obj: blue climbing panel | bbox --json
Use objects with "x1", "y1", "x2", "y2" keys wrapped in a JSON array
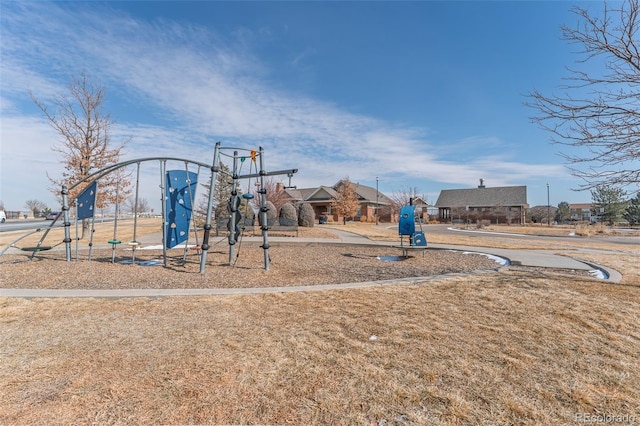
[
  {"x1": 165, "y1": 170, "x2": 198, "y2": 249},
  {"x1": 412, "y1": 231, "x2": 427, "y2": 246},
  {"x1": 398, "y1": 205, "x2": 415, "y2": 236},
  {"x1": 77, "y1": 181, "x2": 97, "y2": 219}
]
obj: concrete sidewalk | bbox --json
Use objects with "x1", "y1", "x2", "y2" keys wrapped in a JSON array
[{"x1": 292, "y1": 227, "x2": 619, "y2": 278}]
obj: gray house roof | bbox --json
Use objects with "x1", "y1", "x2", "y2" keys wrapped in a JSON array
[
  {"x1": 284, "y1": 182, "x2": 391, "y2": 205},
  {"x1": 284, "y1": 186, "x2": 337, "y2": 202},
  {"x1": 435, "y1": 186, "x2": 528, "y2": 208},
  {"x1": 335, "y1": 181, "x2": 391, "y2": 205}
]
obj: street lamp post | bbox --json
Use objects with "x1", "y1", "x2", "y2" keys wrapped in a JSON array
[
  {"x1": 375, "y1": 176, "x2": 379, "y2": 226},
  {"x1": 466, "y1": 206, "x2": 469, "y2": 229},
  {"x1": 547, "y1": 183, "x2": 550, "y2": 226}
]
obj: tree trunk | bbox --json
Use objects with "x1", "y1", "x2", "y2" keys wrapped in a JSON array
[{"x1": 81, "y1": 218, "x2": 90, "y2": 240}]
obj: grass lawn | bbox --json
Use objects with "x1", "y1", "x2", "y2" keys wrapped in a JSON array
[{"x1": 1, "y1": 221, "x2": 639, "y2": 424}]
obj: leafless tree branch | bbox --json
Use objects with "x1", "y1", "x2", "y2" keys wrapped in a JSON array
[
  {"x1": 527, "y1": 0, "x2": 640, "y2": 194},
  {"x1": 31, "y1": 72, "x2": 131, "y2": 237}
]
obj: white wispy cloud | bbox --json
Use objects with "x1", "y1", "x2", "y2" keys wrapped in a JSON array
[{"x1": 1, "y1": 2, "x2": 569, "y2": 209}]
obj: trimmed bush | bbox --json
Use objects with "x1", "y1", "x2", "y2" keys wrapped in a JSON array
[
  {"x1": 298, "y1": 202, "x2": 315, "y2": 227},
  {"x1": 279, "y1": 203, "x2": 298, "y2": 226},
  {"x1": 242, "y1": 204, "x2": 255, "y2": 226},
  {"x1": 258, "y1": 201, "x2": 278, "y2": 227}
]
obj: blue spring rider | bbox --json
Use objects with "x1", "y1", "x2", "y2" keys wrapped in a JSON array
[{"x1": 398, "y1": 205, "x2": 427, "y2": 247}]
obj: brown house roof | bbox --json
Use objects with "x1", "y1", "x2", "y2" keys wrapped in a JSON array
[{"x1": 435, "y1": 186, "x2": 528, "y2": 208}]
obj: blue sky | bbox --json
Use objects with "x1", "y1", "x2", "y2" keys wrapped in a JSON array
[{"x1": 1, "y1": 1, "x2": 603, "y2": 212}]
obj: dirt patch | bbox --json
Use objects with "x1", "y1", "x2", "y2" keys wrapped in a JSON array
[{"x1": 0, "y1": 244, "x2": 502, "y2": 290}]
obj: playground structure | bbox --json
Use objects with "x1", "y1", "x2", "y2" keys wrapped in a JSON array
[
  {"x1": 2, "y1": 142, "x2": 297, "y2": 272},
  {"x1": 396, "y1": 199, "x2": 428, "y2": 257}
]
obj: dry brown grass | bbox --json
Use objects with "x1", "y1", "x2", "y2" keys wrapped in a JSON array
[
  {"x1": 1, "y1": 220, "x2": 639, "y2": 425},
  {"x1": 0, "y1": 218, "x2": 165, "y2": 251},
  {"x1": 483, "y1": 223, "x2": 636, "y2": 237},
  {"x1": 0, "y1": 218, "x2": 340, "y2": 252},
  {"x1": 559, "y1": 251, "x2": 640, "y2": 287},
  {"x1": 2, "y1": 273, "x2": 639, "y2": 425},
  {"x1": 326, "y1": 221, "x2": 640, "y2": 253}
]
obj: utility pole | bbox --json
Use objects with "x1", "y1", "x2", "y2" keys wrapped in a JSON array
[
  {"x1": 375, "y1": 176, "x2": 379, "y2": 225},
  {"x1": 547, "y1": 183, "x2": 550, "y2": 226}
]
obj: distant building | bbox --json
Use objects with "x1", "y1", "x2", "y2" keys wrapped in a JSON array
[
  {"x1": 282, "y1": 180, "x2": 392, "y2": 223},
  {"x1": 569, "y1": 203, "x2": 594, "y2": 222},
  {"x1": 435, "y1": 180, "x2": 529, "y2": 225},
  {"x1": 528, "y1": 205, "x2": 558, "y2": 224},
  {"x1": 409, "y1": 196, "x2": 430, "y2": 222}
]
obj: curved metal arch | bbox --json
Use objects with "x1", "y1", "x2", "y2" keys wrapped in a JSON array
[
  {"x1": 31, "y1": 157, "x2": 213, "y2": 260},
  {"x1": 68, "y1": 157, "x2": 213, "y2": 192},
  {"x1": 23, "y1": 142, "x2": 295, "y2": 273}
]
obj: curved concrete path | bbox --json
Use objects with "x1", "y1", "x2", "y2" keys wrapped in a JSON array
[
  {"x1": 0, "y1": 227, "x2": 622, "y2": 298},
  {"x1": 268, "y1": 227, "x2": 621, "y2": 281}
]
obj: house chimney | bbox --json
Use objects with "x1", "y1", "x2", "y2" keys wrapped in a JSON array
[
  {"x1": 276, "y1": 182, "x2": 285, "y2": 193},
  {"x1": 478, "y1": 178, "x2": 485, "y2": 188}
]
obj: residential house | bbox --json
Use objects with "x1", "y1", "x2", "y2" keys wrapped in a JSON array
[
  {"x1": 407, "y1": 196, "x2": 431, "y2": 223},
  {"x1": 569, "y1": 203, "x2": 594, "y2": 222},
  {"x1": 282, "y1": 180, "x2": 392, "y2": 223},
  {"x1": 435, "y1": 180, "x2": 529, "y2": 225}
]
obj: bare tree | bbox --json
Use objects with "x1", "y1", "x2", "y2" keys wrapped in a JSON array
[
  {"x1": 24, "y1": 199, "x2": 48, "y2": 217},
  {"x1": 32, "y1": 72, "x2": 130, "y2": 237},
  {"x1": 123, "y1": 197, "x2": 150, "y2": 215},
  {"x1": 252, "y1": 177, "x2": 291, "y2": 213},
  {"x1": 528, "y1": 0, "x2": 640, "y2": 193},
  {"x1": 389, "y1": 186, "x2": 424, "y2": 221},
  {"x1": 450, "y1": 206, "x2": 468, "y2": 224},
  {"x1": 529, "y1": 205, "x2": 561, "y2": 224}
]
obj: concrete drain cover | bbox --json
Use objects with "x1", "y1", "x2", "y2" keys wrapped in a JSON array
[{"x1": 376, "y1": 255, "x2": 407, "y2": 262}]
